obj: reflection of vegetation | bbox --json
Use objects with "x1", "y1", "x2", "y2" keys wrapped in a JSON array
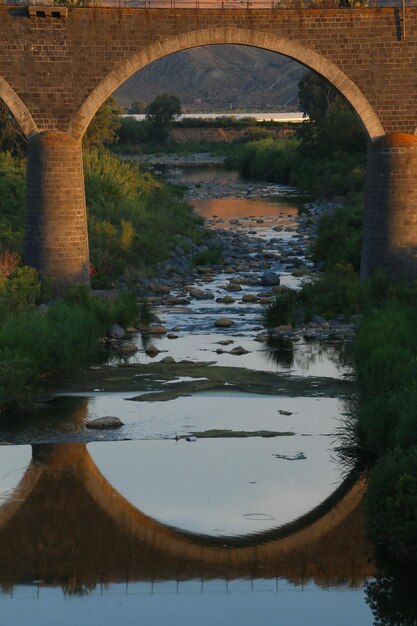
[
  {"x1": 367, "y1": 447, "x2": 417, "y2": 560},
  {"x1": 336, "y1": 299, "x2": 417, "y2": 561},
  {"x1": 261, "y1": 335, "x2": 346, "y2": 375},
  {"x1": 264, "y1": 336, "x2": 295, "y2": 369},
  {"x1": 62, "y1": 577, "x2": 96, "y2": 597},
  {"x1": 365, "y1": 561, "x2": 417, "y2": 625}
]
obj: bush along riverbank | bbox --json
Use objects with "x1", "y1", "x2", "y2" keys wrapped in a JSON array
[
  {"x1": 244, "y1": 76, "x2": 417, "y2": 563},
  {"x1": 0, "y1": 146, "x2": 209, "y2": 287},
  {"x1": 0, "y1": 268, "x2": 138, "y2": 411},
  {"x1": 0, "y1": 141, "x2": 211, "y2": 411}
]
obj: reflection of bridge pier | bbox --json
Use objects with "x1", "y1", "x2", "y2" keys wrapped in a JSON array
[{"x1": 0, "y1": 443, "x2": 375, "y2": 590}]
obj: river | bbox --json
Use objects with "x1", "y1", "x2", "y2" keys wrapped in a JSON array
[{"x1": 0, "y1": 163, "x2": 388, "y2": 625}]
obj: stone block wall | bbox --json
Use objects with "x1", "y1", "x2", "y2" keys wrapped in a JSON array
[
  {"x1": 361, "y1": 133, "x2": 417, "y2": 279},
  {"x1": 25, "y1": 131, "x2": 90, "y2": 286},
  {"x1": 0, "y1": 7, "x2": 416, "y2": 139}
]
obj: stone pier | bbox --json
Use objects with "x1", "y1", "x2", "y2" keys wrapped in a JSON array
[
  {"x1": 24, "y1": 131, "x2": 90, "y2": 286},
  {"x1": 361, "y1": 133, "x2": 417, "y2": 280}
]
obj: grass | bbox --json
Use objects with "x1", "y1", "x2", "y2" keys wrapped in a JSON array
[
  {"x1": 262, "y1": 290, "x2": 299, "y2": 328},
  {"x1": 0, "y1": 284, "x2": 138, "y2": 411}
]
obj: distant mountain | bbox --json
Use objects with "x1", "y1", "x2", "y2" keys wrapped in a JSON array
[{"x1": 115, "y1": 45, "x2": 307, "y2": 112}]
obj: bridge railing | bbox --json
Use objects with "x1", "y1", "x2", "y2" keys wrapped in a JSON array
[
  {"x1": 9, "y1": 0, "x2": 416, "y2": 8},
  {"x1": 76, "y1": 0, "x2": 417, "y2": 9}
]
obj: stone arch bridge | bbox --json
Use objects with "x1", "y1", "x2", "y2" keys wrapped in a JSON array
[{"x1": 1, "y1": 4, "x2": 417, "y2": 283}]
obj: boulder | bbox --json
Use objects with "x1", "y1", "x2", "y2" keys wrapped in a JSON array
[
  {"x1": 160, "y1": 356, "x2": 176, "y2": 363},
  {"x1": 260, "y1": 271, "x2": 280, "y2": 287},
  {"x1": 311, "y1": 314, "x2": 327, "y2": 325},
  {"x1": 226, "y1": 283, "x2": 242, "y2": 292},
  {"x1": 145, "y1": 345, "x2": 160, "y2": 357},
  {"x1": 148, "y1": 282, "x2": 170, "y2": 294},
  {"x1": 109, "y1": 323, "x2": 125, "y2": 339},
  {"x1": 86, "y1": 416, "x2": 124, "y2": 430},
  {"x1": 229, "y1": 346, "x2": 250, "y2": 355},
  {"x1": 216, "y1": 295, "x2": 235, "y2": 304},
  {"x1": 149, "y1": 325, "x2": 168, "y2": 334},
  {"x1": 115, "y1": 342, "x2": 138, "y2": 356},
  {"x1": 242, "y1": 294, "x2": 258, "y2": 303},
  {"x1": 215, "y1": 318, "x2": 234, "y2": 328}
]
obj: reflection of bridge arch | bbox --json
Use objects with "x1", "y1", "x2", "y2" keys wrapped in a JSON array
[
  {"x1": 0, "y1": 443, "x2": 374, "y2": 585},
  {"x1": 69, "y1": 28, "x2": 384, "y2": 143}
]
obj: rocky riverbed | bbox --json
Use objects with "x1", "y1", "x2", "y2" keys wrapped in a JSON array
[{"x1": 123, "y1": 156, "x2": 357, "y2": 353}]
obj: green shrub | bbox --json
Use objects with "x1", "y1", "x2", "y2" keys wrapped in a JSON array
[
  {"x1": 237, "y1": 137, "x2": 300, "y2": 185},
  {"x1": 354, "y1": 303, "x2": 417, "y2": 394},
  {"x1": 300, "y1": 264, "x2": 361, "y2": 320},
  {"x1": 191, "y1": 248, "x2": 224, "y2": 267},
  {"x1": 262, "y1": 290, "x2": 299, "y2": 328},
  {"x1": 0, "y1": 288, "x2": 138, "y2": 410},
  {"x1": 313, "y1": 205, "x2": 363, "y2": 272},
  {"x1": 367, "y1": 447, "x2": 417, "y2": 560},
  {"x1": 84, "y1": 149, "x2": 200, "y2": 280}
]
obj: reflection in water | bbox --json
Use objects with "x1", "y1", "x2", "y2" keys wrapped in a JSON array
[
  {"x1": 264, "y1": 336, "x2": 295, "y2": 369},
  {"x1": 176, "y1": 166, "x2": 239, "y2": 185},
  {"x1": 195, "y1": 196, "x2": 299, "y2": 225},
  {"x1": 365, "y1": 561, "x2": 417, "y2": 626},
  {"x1": 0, "y1": 442, "x2": 374, "y2": 594},
  {"x1": 261, "y1": 336, "x2": 348, "y2": 377}
]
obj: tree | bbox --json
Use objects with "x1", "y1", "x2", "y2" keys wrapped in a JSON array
[
  {"x1": 0, "y1": 101, "x2": 26, "y2": 155},
  {"x1": 129, "y1": 100, "x2": 146, "y2": 114},
  {"x1": 297, "y1": 73, "x2": 366, "y2": 157},
  {"x1": 83, "y1": 97, "x2": 123, "y2": 151},
  {"x1": 145, "y1": 93, "x2": 181, "y2": 144}
]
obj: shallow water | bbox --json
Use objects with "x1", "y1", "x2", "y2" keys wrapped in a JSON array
[
  {"x1": 0, "y1": 164, "x2": 377, "y2": 625},
  {"x1": 0, "y1": 579, "x2": 374, "y2": 626}
]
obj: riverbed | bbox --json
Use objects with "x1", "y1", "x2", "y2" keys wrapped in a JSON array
[{"x1": 0, "y1": 162, "x2": 380, "y2": 625}]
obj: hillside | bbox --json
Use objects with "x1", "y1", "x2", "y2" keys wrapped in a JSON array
[{"x1": 115, "y1": 45, "x2": 307, "y2": 112}]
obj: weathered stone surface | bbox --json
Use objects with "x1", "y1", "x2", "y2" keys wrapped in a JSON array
[
  {"x1": 25, "y1": 132, "x2": 90, "y2": 286},
  {"x1": 361, "y1": 134, "x2": 417, "y2": 279},
  {"x1": 3, "y1": 7, "x2": 417, "y2": 280},
  {"x1": 145, "y1": 345, "x2": 160, "y2": 357},
  {"x1": 242, "y1": 294, "x2": 258, "y2": 303},
  {"x1": 260, "y1": 271, "x2": 280, "y2": 286},
  {"x1": 229, "y1": 346, "x2": 250, "y2": 355},
  {"x1": 149, "y1": 325, "x2": 168, "y2": 334},
  {"x1": 114, "y1": 342, "x2": 138, "y2": 356},
  {"x1": 215, "y1": 318, "x2": 234, "y2": 328},
  {"x1": 109, "y1": 324, "x2": 125, "y2": 339},
  {"x1": 216, "y1": 295, "x2": 235, "y2": 304},
  {"x1": 86, "y1": 416, "x2": 124, "y2": 429}
]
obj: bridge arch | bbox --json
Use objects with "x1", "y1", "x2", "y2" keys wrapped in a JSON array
[
  {"x1": 68, "y1": 27, "x2": 385, "y2": 143},
  {"x1": 0, "y1": 76, "x2": 38, "y2": 138}
]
